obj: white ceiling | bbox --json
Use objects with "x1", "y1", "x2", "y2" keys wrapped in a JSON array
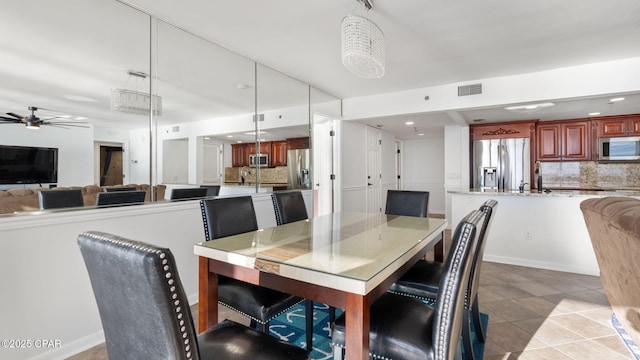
[
  {"x1": 120, "y1": 0, "x2": 640, "y2": 139},
  {"x1": 2, "y1": 0, "x2": 640, "y2": 140}
]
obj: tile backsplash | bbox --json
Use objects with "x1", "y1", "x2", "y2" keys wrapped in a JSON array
[{"x1": 540, "y1": 161, "x2": 640, "y2": 189}]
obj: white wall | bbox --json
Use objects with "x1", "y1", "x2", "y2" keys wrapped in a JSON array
[
  {"x1": 400, "y1": 138, "x2": 445, "y2": 214},
  {"x1": 340, "y1": 121, "x2": 367, "y2": 212},
  {"x1": 162, "y1": 138, "x2": 189, "y2": 183},
  {"x1": 1, "y1": 126, "x2": 95, "y2": 189}
]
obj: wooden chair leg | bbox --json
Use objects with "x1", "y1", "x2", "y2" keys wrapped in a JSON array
[
  {"x1": 305, "y1": 300, "x2": 313, "y2": 351},
  {"x1": 471, "y1": 296, "x2": 485, "y2": 342}
]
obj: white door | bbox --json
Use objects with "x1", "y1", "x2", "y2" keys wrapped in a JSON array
[
  {"x1": 202, "y1": 141, "x2": 223, "y2": 184},
  {"x1": 366, "y1": 126, "x2": 382, "y2": 213}
]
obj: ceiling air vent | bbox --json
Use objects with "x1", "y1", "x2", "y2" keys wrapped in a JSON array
[{"x1": 458, "y1": 83, "x2": 482, "y2": 97}]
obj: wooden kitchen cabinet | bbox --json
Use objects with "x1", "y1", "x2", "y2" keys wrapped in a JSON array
[
  {"x1": 595, "y1": 114, "x2": 640, "y2": 137},
  {"x1": 536, "y1": 120, "x2": 591, "y2": 161},
  {"x1": 270, "y1": 140, "x2": 288, "y2": 167},
  {"x1": 231, "y1": 143, "x2": 249, "y2": 167},
  {"x1": 287, "y1": 137, "x2": 310, "y2": 150}
]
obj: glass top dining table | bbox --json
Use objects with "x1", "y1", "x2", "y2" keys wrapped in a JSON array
[{"x1": 194, "y1": 211, "x2": 447, "y2": 360}]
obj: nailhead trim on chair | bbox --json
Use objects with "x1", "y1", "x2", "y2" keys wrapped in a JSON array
[
  {"x1": 80, "y1": 231, "x2": 195, "y2": 360},
  {"x1": 218, "y1": 298, "x2": 306, "y2": 325},
  {"x1": 271, "y1": 195, "x2": 284, "y2": 226},
  {"x1": 435, "y1": 211, "x2": 481, "y2": 360},
  {"x1": 200, "y1": 201, "x2": 212, "y2": 241}
]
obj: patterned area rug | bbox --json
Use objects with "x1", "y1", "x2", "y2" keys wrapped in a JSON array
[
  {"x1": 268, "y1": 301, "x2": 487, "y2": 360},
  {"x1": 612, "y1": 313, "x2": 640, "y2": 359}
]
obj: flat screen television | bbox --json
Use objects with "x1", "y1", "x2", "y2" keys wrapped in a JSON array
[{"x1": 0, "y1": 145, "x2": 58, "y2": 184}]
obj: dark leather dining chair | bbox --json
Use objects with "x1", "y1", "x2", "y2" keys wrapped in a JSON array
[
  {"x1": 171, "y1": 187, "x2": 209, "y2": 200},
  {"x1": 38, "y1": 189, "x2": 84, "y2": 210},
  {"x1": 200, "y1": 196, "x2": 313, "y2": 350},
  {"x1": 387, "y1": 199, "x2": 498, "y2": 360},
  {"x1": 331, "y1": 209, "x2": 486, "y2": 360},
  {"x1": 385, "y1": 190, "x2": 430, "y2": 217},
  {"x1": 77, "y1": 231, "x2": 309, "y2": 360},
  {"x1": 271, "y1": 190, "x2": 308, "y2": 225},
  {"x1": 96, "y1": 190, "x2": 146, "y2": 206},
  {"x1": 200, "y1": 185, "x2": 221, "y2": 197}
]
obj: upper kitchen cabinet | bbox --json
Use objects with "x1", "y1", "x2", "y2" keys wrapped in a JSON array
[
  {"x1": 287, "y1": 137, "x2": 310, "y2": 149},
  {"x1": 593, "y1": 114, "x2": 640, "y2": 137},
  {"x1": 536, "y1": 119, "x2": 591, "y2": 161},
  {"x1": 270, "y1": 140, "x2": 288, "y2": 167},
  {"x1": 470, "y1": 120, "x2": 537, "y2": 141},
  {"x1": 231, "y1": 143, "x2": 249, "y2": 167}
]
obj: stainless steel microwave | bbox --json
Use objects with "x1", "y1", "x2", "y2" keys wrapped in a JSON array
[
  {"x1": 599, "y1": 136, "x2": 640, "y2": 161},
  {"x1": 249, "y1": 153, "x2": 268, "y2": 167}
]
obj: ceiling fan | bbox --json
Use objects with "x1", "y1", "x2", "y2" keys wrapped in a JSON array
[{"x1": 0, "y1": 106, "x2": 89, "y2": 129}]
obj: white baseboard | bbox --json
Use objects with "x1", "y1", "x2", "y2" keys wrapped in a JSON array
[
  {"x1": 27, "y1": 331, "x2": 105, "y2": 360},
  {"x1": 483, "y1": 254, "x2": 600, "y2": 276},
  {"x1": 28, "y1": 292, "x2": 199, "y2": 360}
]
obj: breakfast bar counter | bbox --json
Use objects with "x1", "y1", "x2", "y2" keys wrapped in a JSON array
[{"x1": 449, "y1": 190, "x2": 638, "y2": 276}]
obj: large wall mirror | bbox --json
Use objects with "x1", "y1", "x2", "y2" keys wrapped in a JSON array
[{"x1": 0, "y1": 0, "x2": 340, "y2": 216}]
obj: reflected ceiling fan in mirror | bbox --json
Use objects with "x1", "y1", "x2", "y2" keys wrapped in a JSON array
[{"x1": 0, "y1": 106, "x2": 89, "y2": 129}]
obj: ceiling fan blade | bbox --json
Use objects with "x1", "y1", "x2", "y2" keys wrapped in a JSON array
[
  {"x1": 0, "y1": 116, "x2": 21, "y2": 122},
  {"x1": 43, "y1": 122, "x2": 89, "y2": 128},
  {"x1": 45, "y1": 124, "x2": 69, "y2": 129},
  {"x1": 6, "y1": 112, "x2": 25, "y2": 120}
]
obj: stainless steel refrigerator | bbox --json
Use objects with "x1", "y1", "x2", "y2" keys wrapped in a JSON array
[
  {"x1": 473, "y1": 138, "x2": 531, "y2": 191},
  {"x1": 287, "y1": 149, "x2": 310, "y2": 189}
]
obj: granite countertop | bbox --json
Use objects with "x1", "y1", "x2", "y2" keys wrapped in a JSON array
[{"x1": 449, "y1": 189, "x2": 640, "y2": 198}]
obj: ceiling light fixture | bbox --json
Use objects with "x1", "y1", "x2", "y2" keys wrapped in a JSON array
[
  {"x1": 610, "y1": 97, "x2": 625, "y2": 102},
  {"x1": 25, "y1": 120, "x2": 40, "y2": 130},
  {"x1": 405, "y1": 121, "x2": 414, "y2": 125},
  {"x1": 589, "y1": 112, "x2": 601, "y2": 116},
  {"x1": 341, "y1": 0, "x2": 385, "y2": 78},
  {"x1": 111, "y1": 70, "x2": 162, "y2": 116},
  {"x1": 504, "y1": 102, "x2": 555, "y2": 111}
]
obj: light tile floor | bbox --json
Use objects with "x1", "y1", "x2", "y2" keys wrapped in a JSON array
[
  {"x1": 67, "y1": 262, "x2": 635, "y2": 359},
  {"x1": 479, "y1": 262, "x2": 634, "y2": 360}
]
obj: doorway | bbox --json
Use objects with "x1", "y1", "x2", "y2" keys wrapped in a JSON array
[{"x1": 99, "y1": 146, "x2": 124, "y2": 186}]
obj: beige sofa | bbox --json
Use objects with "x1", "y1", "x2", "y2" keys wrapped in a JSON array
[
  {"x1": 580, "y1": 196, "x2": 640, "y2": 349},
  {"x1": 0, "y1": 184, "x2": 166, "y2": 214}
]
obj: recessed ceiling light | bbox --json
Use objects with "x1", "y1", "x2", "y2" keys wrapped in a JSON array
[
  {"x1": 505, "y1": 102, "x2": 555, "y2": 111},
  {"x1": 244, "y1": 131, "x2": 268, "y2": 135},
  {"x1": 405, "y1": 121, "x2": 414, "y2": 125},
  {"x1": 237, "y1": 84, "x2": 249, "y2": 89},
  {"x1": 418, "y1": 133, "x2": 424, "y2": 136},
  {"x1": 204, "y1": 137, "x2": 211, "y2": 140},
  {"x1": 610, "y1": 97, "x2": 625, "y2": 102},
  {"x1": 226, "y1": 135, "x2": 234, "y2": 138},
  {"x1": 588, "y1": 112, "x2": 601, "y2": 116}
]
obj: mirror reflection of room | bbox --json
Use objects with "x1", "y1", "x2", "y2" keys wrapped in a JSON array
[{"x1": 0, "y1": 0, "x2": 340, "y2": 215}]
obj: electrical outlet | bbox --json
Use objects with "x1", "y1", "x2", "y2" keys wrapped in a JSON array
[{"x1": 524, "y1": 231, "x2": 533, "y2": 241}]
